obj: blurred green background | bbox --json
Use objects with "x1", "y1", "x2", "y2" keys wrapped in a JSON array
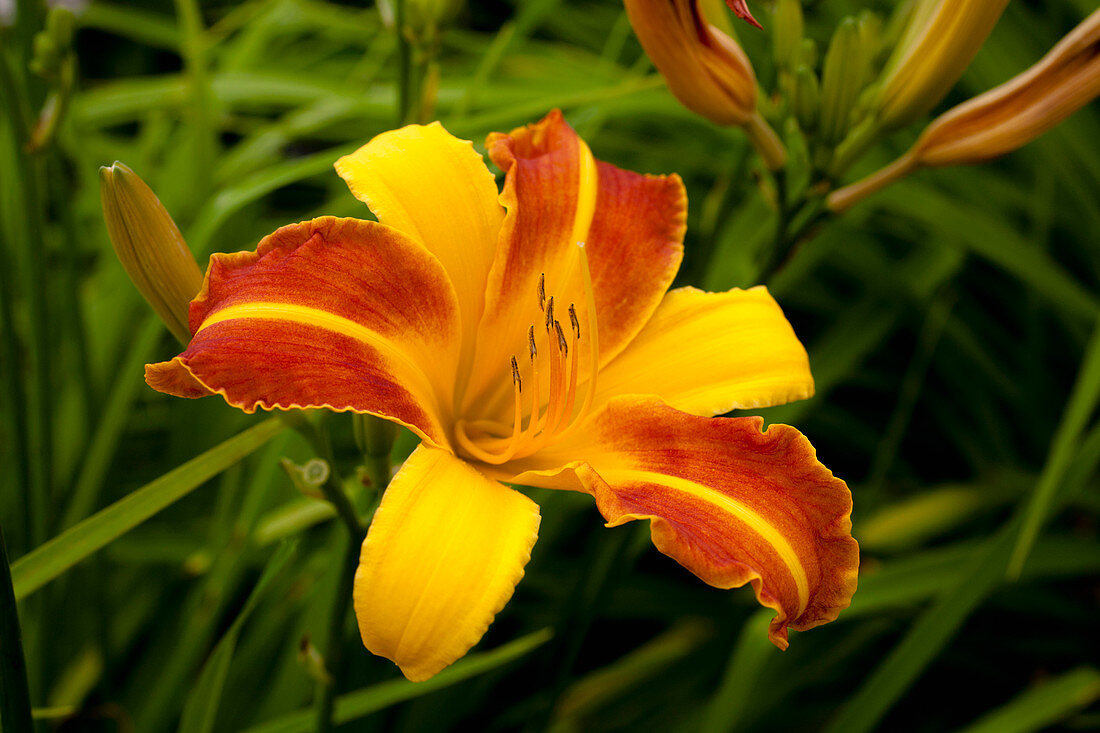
[{"x1": 1, "y1": 0, "x2": 1099, "y2": 731}]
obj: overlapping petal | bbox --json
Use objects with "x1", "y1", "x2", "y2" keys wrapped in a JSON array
[
  {"x1": 353, "y1": 445, "x2": 541, "y2": 682},
  {"x1": 503, "y1": 397, "x2": 858, "y2": 647},
  {"x1": 146, "y1": 217, "x2": 461, "y2": 446},
  {"x1": 334, "y1": 123, "x2": 504, "y2": 357},
  {"x1": 461, "y1": 110, "x2": 686, "y2": 421},
  {"x1": 591, "y1": 286, "x2": 814, "y2": 417}
]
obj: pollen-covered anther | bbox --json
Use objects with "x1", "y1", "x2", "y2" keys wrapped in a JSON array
[
  {"x1": 569, "y1": 303, "x2": 580, "y2": 340},
  {"x1": 528, "y1": 325, "x2": 537, "y2": 361},
  {"x1": 537, "y1": 273, "x2": 546, "y2": 312},
  {"x1": 511, "y1": 356, "x2": 521, "y2": 391},
  {"x1": 545, "y1": 296, "x2": 555, "y2": 331}
]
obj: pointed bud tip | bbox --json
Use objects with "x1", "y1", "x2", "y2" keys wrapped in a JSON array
[{"x1": 726, "y1": 0, "x2": 763, "y2": 29}]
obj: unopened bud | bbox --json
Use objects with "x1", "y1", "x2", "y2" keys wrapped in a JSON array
[
  {"x1": 773, "y1": 0, "x2": 803, "y2": 73},
  {"x1": 624, "y1": 0, "x2": 758, "y2": 127},
  {"x1": 100, "y1": 162, "x2": 203, "y2": 344},
  {"x1": 819, "y1": 18, "x2": 868, "y2": 145},
  {"x1": 874, "y1": 0, "x2": 1009, "y2": 130},
  {"x1": 791, "y1": 65, "x2": 820, "y2": 132},
  {"x1": 829, "y1": 9, "x2": 1100, "y2": 213}
]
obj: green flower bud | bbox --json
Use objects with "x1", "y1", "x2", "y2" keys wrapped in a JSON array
[
  {"x1": 100, "y1": 163, "x2": 203, "y2": 344},
  {"x1": 791, "y1": 65, "x2": 820, "y2": 132},
  {"x1": 818, "y1": 17, "x2": 869, "y2": 145},
  {"x1": 773, "y1": 0, "x2": 803, "y2": 73}
]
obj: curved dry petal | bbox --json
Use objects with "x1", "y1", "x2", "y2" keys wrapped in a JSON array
[
  {"x1": 592, "y1": 286, "x2": 814, "y2": 417},
  {"x1": 914, "y1": 8, "x2": 1100, "y2": 167},
  {"x1": 461, "y1": 110, "x2": 685, "y2": 422},
  {"x1": 503, "y1": 397, "x2": 858, "y2": 648},
  {"x1": 145, "y1": 217, "x2": 461, "y2": 447},
  {"x1": 625, "y1": 0, "x2": 758, "y2": 125},
  {"x1": 334, "y1": 123, "x2": 504, "y2": 352},
  {"x1": 354, "y1": 444, "x2": 540, "y2": 681}
]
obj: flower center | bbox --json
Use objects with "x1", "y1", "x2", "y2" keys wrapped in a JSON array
[{"x1": 454, "y1": 243, "x2": 600, "y2": 464}]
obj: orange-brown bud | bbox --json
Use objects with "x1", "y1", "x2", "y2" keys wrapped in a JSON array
[
  {"x1": 624, "y1": 0, "x2": 785, "y2": 167},
  {"x1": 624, "y1": 0, "x2": 757, "y2": 127}
]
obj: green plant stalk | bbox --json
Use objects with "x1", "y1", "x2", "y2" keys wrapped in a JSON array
[
  {"x1": 0, "y1": 43, "x2": 52, "y2": 551},
  {"x1": 287, "y1": 417, "x2": 367, "y2": 541},
  {"x1": 315, "y1": 416, "x2": 391, "y2": 733},
  {"x1": 0, "y1": 522, "x2": 34, "y2": 733},
  {"x1": 173, "y1": 0, "x2": 217, "y2": 220},
  {"x1": 395, "y1": 0, "x2": 413, "y2": 125}
]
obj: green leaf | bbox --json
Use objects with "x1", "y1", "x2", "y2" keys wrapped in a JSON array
[
  {"x1": 959, "y1": 667, "x2": 1100, "y2": 733},
  {"x1": 11, "y1": 418, "x2": 286, "y2": 601},
  {"x1": 243, "y1": 628, "x2": 553, "y2": 733},
  {"x1": 179, "y1": 541, "x2": 298, "y2": 733},
  {"x1": 700, "y1": 610, "x2": 775, "y2": 733},
  {"x1": 1009, "y1": 314, "x2": 1100, "y2": 576}
]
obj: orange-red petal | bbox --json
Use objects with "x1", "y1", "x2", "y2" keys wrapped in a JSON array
[
  {"x1": 461, "y1": 110, "x2": 685, "y2": 421},
  {"x1": 503, "y1": 396, "x2": 858, "y2": 647},
  {"x1": 145, "y1": 217, "x2": 461, "y2": 447}
]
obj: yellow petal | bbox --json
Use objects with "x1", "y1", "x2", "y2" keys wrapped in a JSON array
[
  {"x1": 353, "y1": 445, "x2": 541, "y2": 682},
  {"x1": 591, "y1": 286, "x2": 814, "y2": 417},
  {"x1": 334, "y1": 123, "x2": 504, "y2": 358}
]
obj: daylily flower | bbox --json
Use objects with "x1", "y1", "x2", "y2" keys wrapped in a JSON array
[
  {"x1": 145, "y1": 110, "x2": 858, "y2": 682},
  {"x1": 829, "y1": 8, "x2": 1100, "y2": 213}
]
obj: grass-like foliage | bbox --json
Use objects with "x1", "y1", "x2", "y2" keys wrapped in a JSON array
[{"x1": 1, "y1": 1, "x2": 1099, "y2": 731}]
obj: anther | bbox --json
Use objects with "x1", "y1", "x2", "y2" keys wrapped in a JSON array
[
  {"x1": 511, "y1": 356, "x2": 521, "y2": 391},
  {"x1": 569, "y1": 303, "x2": 580, "y2": 340},
  {"x1": 537, "y1": 273, "x2": 546, "y2": 312},
  {"x1": 528, "y1": 326, "x2": 537, "y2": 361},
  {"x1": 545, "y1": 296, "x2": 555, "y2": 331},
  {"x1": 554, "y1": 321, "x2": 568, "y2": 355}
]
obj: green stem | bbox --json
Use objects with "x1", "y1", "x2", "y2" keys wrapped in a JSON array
[
  {"x1": 395, "y1": 0, "x2": 413, "y2": 125},
  {"x1": 756, "y1": 168, "x2": 790, "y2": 283},
  {"x1": 0, "y1": 42, "x2": 52, "y2": 550},
  {"x1": 0, "y1": 522, "x2": 34, "y2": 733},
  {"x1": 314, "y1": 416, "x2": 392, "y2": 733},
  {"x1": 286, "y1": 417, "x2": 366, "y2": 542},
  {"x1": 314, "y1": 535, "x2": 361, "y2": 733}
]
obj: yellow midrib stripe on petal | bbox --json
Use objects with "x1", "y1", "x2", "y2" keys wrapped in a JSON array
[
  {"x1": 571, "y1": 139, "x2": 599, "y2": 248},
  {"x1": 197, "y1": 302, "x2": 443, "y2": 416},
  {"x1": 600, "y1": 468, "x2": 810, "y2": 615}
]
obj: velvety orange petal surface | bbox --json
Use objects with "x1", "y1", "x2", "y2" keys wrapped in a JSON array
[
  {"x1": 145, "y1": 217, "x2": 461, "y2": 446},
  {"x1": 504, "y1": 397, "x2": 858, "y2": 647},
  {"x1": 461, "y1": 110, "x2": 685, "y2": 423},
  {"x1": 592, "y1": 286, "x2": 814, "y2": 417}
]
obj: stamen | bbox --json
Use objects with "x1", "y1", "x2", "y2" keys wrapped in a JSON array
[
  {"x1": 545, "y1": 296, "x2": 555, "y2": 331},
  {"x1": 569, "y1": 303, "x2": 580, "y2": 340},
  {"x1": 537, "y1": 273, "x2": 546, "y2": 312},
  {"x1": 511, "y1": 356, "x2": 521, "y2": 392},
  {"x1": 554, "y1": 320, "x2": 568, "y2": 356},
  {"x1": 528, "y1": 325, "x2": 537, "y2": 361},
  {"x1": 555, "y1": 241, "x2": 600, "y2": 441}
]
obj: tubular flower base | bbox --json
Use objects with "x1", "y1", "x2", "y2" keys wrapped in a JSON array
[
  {"x1": 146, "y1": 111, "x2": 858, "y2": 682},
  {"x1": 830, "y1": 8, "x2": 1100, "y2": 213}
]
